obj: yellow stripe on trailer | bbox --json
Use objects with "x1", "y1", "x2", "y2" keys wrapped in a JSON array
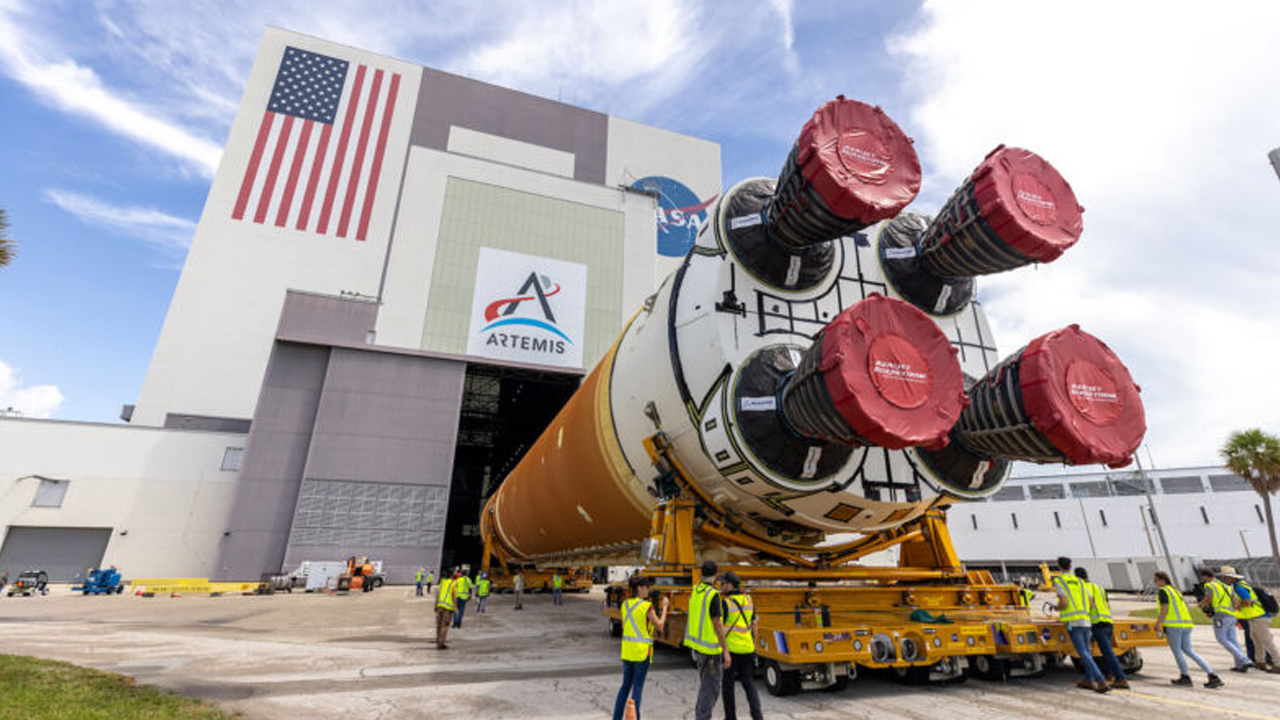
[{"x1": 132, "y1": 579, "x2": 257, "y2": 595}]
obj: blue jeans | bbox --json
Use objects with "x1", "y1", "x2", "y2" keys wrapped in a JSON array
[
  {"x1": 1212, "y1": 615, "x2": 1250, "y2": 667},
  {"x1": 1068, "y1": 626, "x2": 1105, "y2": 683},
  {"x1": 1164, "y1": 626, "x2": 1213, "y2": 676},
  {"x1": 1090, "y1": 623, "x2": 1125, "y2": 680},
  {"x1": 612, "y1": 659, "x2": 650, "y2": 720},
  {"x1": 553, "y1": 588, "x2": 563, "y2": 605},
  {"x1": 453, "y1": 597, "x2": 468, "y2": 628},
  {"x1": 415, "y1": 582, "x2": 423, "y2": 596}
]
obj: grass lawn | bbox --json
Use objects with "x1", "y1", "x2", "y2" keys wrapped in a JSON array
[
  {"x1": 1131, "y1": 606, "x2": 1280, "y2": 628},
  {"x1": 0, "y1": 654, "x2": 236, "y2": 720}
]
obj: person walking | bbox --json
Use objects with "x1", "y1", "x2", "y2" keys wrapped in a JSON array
[
  {"x1": 1052, "y1": 557, "x2": 1109, "y2": 693},
  {"x1": 1153, "y1": 571, "x2": 1222, "y2": 688},
  {"x1": 1198, "y1": 568, "x2": 1252, "y2": 672},
  {"x1": 415, "y1": 567, "x2": 425, "y2": 597},
  {"x1": 434, "y1": 571, "x2": 457, "y2": 650},
  {"x1": 1076, "y1": 568, "x2": 1129, "y2": 689},
  {"x1": 476, "y1": 573, "x2": 491, "y2": 614},
  {"x1": 611, "y1": 575, "x2": 669, "y2": 720},
  {"x1": 452, "y1": 569, "x2": 473, "y2": 629},
  {"x1": 552, "y1": 571, "x2": 564, "y2": 606},
  {"x1": 685, "y1": 561, "x2": 731, "y2": 720},
  {"x1": 1222, "y1": 568, "x2": 1280, "y2": 672},
  {"x1": 721, "y1": 572, "x2": 764, "y2": 720},
  {"x1": 513, "y1": 571, "x2": 525, "y2": 610},
  {"x1": 425, "y1": 569, "x2": 435, "y2": 594}
]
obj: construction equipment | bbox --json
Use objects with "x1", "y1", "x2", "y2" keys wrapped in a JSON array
[
  {"x1": 476, "y1": 95, "x2": 1163, "y2": 692},
  {"x1": 339, "y1": 557, "x2": 384, "y2": 592},
  {"x1": 6, "y1": 570, "x2": 48, "y2": 597},
  {"x1": 71, "y1": 567, "x2": 124, "y2": 595},
  {"x1": 486, "y1": 566, "x2": 592, "y2": 593}
]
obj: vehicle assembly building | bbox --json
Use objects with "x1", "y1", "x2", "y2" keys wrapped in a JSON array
[{"x1": 0, "y1": 27, "x2": 719, "y2": 583}]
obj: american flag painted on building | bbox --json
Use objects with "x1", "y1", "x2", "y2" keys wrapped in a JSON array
[{"x1": 231, "y1": 46, "x2": 401, "y2": 241}]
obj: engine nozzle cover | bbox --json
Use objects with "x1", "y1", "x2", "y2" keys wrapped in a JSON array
[
  {"x1": 782, "y1": 294, "x2": 966, "y2": 449},
  {"x1": 1018, "y1": 325, "x2": 1145, "y2": 467}
]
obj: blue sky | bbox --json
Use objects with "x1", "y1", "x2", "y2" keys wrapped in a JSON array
[{"x1": 2, "y1": 0, "x2": 1279, "y2": 467}]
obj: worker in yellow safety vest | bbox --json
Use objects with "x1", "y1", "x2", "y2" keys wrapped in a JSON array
[
  {"x1": 1051, "y1": 557, "x2": 1109, "y2": 693},
  {"x1": 434, "y1": 570, "x2": 458, "y2": 650},
  {"x1": 1019, "y1": 581, "x2": 1035, "y2": 608},
  {"x1": 425, "y1": 569, "x2": 434, "y2": 593},
  {"x1": 1153, "y1": 570, "x2": 1221, "y2": 687},
  {"x1": 552, "y1": 572, "x2": 564, "y2": 606},
  {"x1": 1075, "y1": 567, "x2": 1128, "y2": 688},
  {"x1": 1222, "y1": 568, "x2": 1280, "y2": 672},
  {"x1": 415, "y1": 567, "x2": 425, "y2": 597},
  {"x1": 685, "y1": 561, "x2": 731, "y2": 720},
  {"x1": 452, "y1": 570, "x2": 473, "y2": 629},
  {"x1": 720, "y1": 572, "x2": 763, "y2": 720},
  {"x1": 476, "y1": 573, "x2": 491, "y2": 614},
  {"x1": 1198, "y1": 568, "x2": 1252, "y2": 671},
  {"x1": 611, "y1": 575, "x2": 669, "y2": 720}
]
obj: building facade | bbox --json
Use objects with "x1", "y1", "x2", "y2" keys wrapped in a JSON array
[{"x1": 0, "y1": 28, "x2": 720, "y2": 583}]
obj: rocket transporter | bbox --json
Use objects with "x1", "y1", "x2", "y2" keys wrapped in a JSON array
[{"x1": 479, "y1": 97, "x2": 1158, "y2": 691}]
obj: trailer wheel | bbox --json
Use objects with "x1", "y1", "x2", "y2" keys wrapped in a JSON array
[
  {"x1": 609, "y1": 619, "x2": 623, "y2": 638},
  {"x1": 966, "y1": 655, "x2": 1009, "y2": 681},
  {"x1": 1119, "y1": 649, "x2": 1143, "y2": 674},
  {"x1": 823, "y1": 674, "x2": 850, "y2": 692},
  {"x1": 891, "y1": 665, "x2": 931, "y2": 685},
  {"x1": 764, "y1": 660, "x2": 800, "y2": 697}
]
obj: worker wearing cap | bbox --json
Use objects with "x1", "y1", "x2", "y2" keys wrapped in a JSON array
[
  {"x1": 1076, "y1": 567, "x2": 1129, "y2": 689},
  {"x1": 1222, "y1": 568, "x2": 1280, "y2": 672},
  {"x1": 415, "y1": 567, "x2": 425, "y2": 597},
  {"x1": 552, "y1": 571, "x2": 564, "y2": 606},
  {"x1": 476, "y1": 573, "x2": 491, "y2": 614},
  {"x1": 1198, "y1": 568, "x2": 1252, "y2": 671},
  {"x1": 1052, "y1": 557, "x2": 1109, "y2": 693},
  {"x1": 721, "y1": 571, "x2": 764, "y2": 720},
  {"x1": 1153, "y1": 570, "x2": 1222, "y2": 688},
  {"x1": 685, "y1": 560, "x2": 731, "y2": 720},
  {"x1": 611, "y1": 575, "x2": 669, "y2": 720},
  {"x1": 434, "y1": 570, "x2": 458, "y2": 650},
  {"x1": 452, "y1": 570, "x2": 473, "y2": 629}
]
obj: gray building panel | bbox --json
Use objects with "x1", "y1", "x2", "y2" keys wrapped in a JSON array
[
  {"x1": 162, "y1": 414, "x2": 252, "y2": 433},
  {"x1": 0, "y1": 527, "x2": 112, "y2": 583},
  {"x1": 411, "y1": 67, "x2": 608, "y2": 184},
  {"x1": 277, "y1": 291, "x2": 379, "y2": 346},
  {"x1": 213, "y1": 343, "x2": 330, "y2": 581}
]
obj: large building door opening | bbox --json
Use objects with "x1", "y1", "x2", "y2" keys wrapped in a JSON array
[{"x1": 439, "y1": 364, "x2": 579, "y2": 573}]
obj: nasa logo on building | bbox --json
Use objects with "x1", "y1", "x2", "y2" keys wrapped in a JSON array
[
  {"x1": 466, "y1": 247, "x2": 587, "y2": 369},
  {"x1": 630, "y1": 176, "x2": 718, "y2": 258}
]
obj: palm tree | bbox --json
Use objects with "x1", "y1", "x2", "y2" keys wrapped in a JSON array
[
  {"x1": 0, "y1": 208, "x2": 13, "y2": 267},
  {"x1": 1220, "y1": 428, "x2": 1280, "y2": 578}
]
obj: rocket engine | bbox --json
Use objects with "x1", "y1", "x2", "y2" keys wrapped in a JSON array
[{"x1": 480, "y1": 97, "x2": 1146, "y2": 563}]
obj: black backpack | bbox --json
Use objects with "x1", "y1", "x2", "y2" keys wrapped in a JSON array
[{"x1": 1256, "y1": 585, "x2": 1280, "y2": 615}]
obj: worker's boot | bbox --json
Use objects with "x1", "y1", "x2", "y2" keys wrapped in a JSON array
[
  {"x1": 1109, "y1": 678, "x2": 1130, "y2": 690},
  {"x1": 1204, "y1": 674, "x2": 1223, "y2": 688},
  {"x1": 1170, "y1": 675, "x2": 1192, "y2": 686}
]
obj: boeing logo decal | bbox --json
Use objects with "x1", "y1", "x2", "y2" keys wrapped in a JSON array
[{"x1": 630, "y1": 176, "x2": 719, "y2": 258}]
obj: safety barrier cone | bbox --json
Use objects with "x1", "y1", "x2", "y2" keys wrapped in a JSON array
[{"x1": 623, "y1": 698, "x2": 637, "y2": 720}]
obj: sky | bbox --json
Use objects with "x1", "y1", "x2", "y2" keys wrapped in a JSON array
[{"x1": 0, "y1": 0, "x2": 1278, "y2": 469}]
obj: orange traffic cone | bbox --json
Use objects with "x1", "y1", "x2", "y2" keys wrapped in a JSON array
[{"x1": 623, "y1": 698, "x2": 637, "y2": 720}]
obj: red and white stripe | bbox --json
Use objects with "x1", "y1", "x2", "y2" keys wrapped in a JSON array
[{"x1": 231, "y1": 63, "x2": 401, "y2": 241}]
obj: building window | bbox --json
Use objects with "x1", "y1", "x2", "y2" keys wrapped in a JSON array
[
  {"x1": 1029, "y1": 483, "x2": 1066, "y2": 500},
  {"x1": 1208, "y1": 474, "x2": 1250, "y2": 493},
  {"x1": 1099, "y1": 509, "x2": 1108, "y2": 527},
  {"x1": 221, "y1": 447, "x2": 245, "y2": 472},
  {"x1": 1199, "y1": 506, "x2": 1210, "y2": 524},
  {"x1": 970, "y1": 515, "x2": 978, "y2": 530},
  {"x1": 1011, "y1": 512, "x2": 1019, "y2": 529},
  {"x1": 1108, "y1": 474, "x2": 1153, "y2": 496},
  {"x1": 1257, "y1": 505, "x2": 1266, "y2": 524},
  {"x1": 32, "y1": 478, "x2": 69, "y2": 508},
  {"x1": 1069, "y1": 481, "x2": 1111, "y2": 498},
  {"x1": 1159, "y1": 476, "x2": 1205, "y2": 494},
  {"x1": 1053, "y1": 511, "x2": 1062, "y2": 528},
  {"x1": 992, "y1": 486, "x2": 1026, "y2": 502}
]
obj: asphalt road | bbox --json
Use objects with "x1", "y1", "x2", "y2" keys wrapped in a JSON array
[{"x1": 0, "y1": 586, "x2": 1276, "y2": 719}]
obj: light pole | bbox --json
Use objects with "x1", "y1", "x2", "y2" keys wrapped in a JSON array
[{"x1": 1135, "y1": 454, "x2": 1179, "y2": 587}]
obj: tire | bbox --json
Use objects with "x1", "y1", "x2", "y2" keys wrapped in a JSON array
[
  {"x1": 823, "y1": 674, "x2": 850, "y2": 692},
  {"x1": 116, "y1": 586, "x2": 124, "y2": 594},
  {"x1": 1119, "y1": 649, "x2": 1143, "y2": 674},
  {"x1": 891, "y1": 665, "x2": 931, "y2": 685},
  {"x1": 967, "y1": 655, "x2": 1009, "y2": 681},
  {"x1": 609, "y1": 619, "x2": 623, "y2": 638},
  {"x1": 764, "y1": 660, "x2": 800, "y2": 697}
]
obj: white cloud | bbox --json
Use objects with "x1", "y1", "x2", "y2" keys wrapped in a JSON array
[
  {"x1": 45, "y1": 189, "x2": 196, "y2": 251},
  {"x1": 0, "y1": 1, "x2": 223, "y2": 176},
  {"x1": 890, "y1": 1, "x2": 1280, "y2": 466},
  {"x1": 0, "y1": 359, "x2": 64, "y2": 418}
]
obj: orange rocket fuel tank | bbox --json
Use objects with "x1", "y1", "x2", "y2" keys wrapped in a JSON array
[{"x1": 481, "y1": 337, "x2": 649, "y2": 560}]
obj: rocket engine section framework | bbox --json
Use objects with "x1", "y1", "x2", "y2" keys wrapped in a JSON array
[{"x1": 481, "y1": 97, "x2": 1146, "y2": 565}]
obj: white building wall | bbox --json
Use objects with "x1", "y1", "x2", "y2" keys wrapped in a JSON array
[{"x1": 0, "y1": 418, "x2": 242, "y2": 578}]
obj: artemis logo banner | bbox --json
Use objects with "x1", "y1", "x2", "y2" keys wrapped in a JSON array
[{"x1": 466, "y1": 248, "x2": 587, "y2": 369}]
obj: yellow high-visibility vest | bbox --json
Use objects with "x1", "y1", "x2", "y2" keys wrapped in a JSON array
[
  {"x1": 724, "y1": 593, "x2": 756, "y2": 654},
  {"x1": 683, "y1": 582, "x2": 723, "y2": 655},
  {"x1": 1206, "y1": 580, "x2": 1237, "y2": 618},
  {"x1": 436, "y1": 578, "x2": 456, "y2": 611},
  {"x1": 1086, "y1": 582, "x2": 1113, "y2": 624},
  {"x1": 620, "y1": 598, "x2": 654, "y2": 662},
  {"x1": 1160, "y1": 586, "x2": 1194, "y2": 629},
  {"x1": 1053, "y1": 574, "x2": 1089, "y2": 623},
  {"x1": 1019, "y1": 588, "x2": 1035, "y2": 607},
  {"x1": 415, "y1": 570, "x2": 424, "y2": 582},
  {"x1": 1235, "y1": 581, "x2": 1266, "y2": 620},
  {"x1": 456, "y1": 576, "x2": 472, "y2": 599},
  {"x1": 552, "y1": 574, "x2": 563, "y2": 589},
  {"x1": 477, "y1": 579, "x2": 491, "y2": 597}
]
